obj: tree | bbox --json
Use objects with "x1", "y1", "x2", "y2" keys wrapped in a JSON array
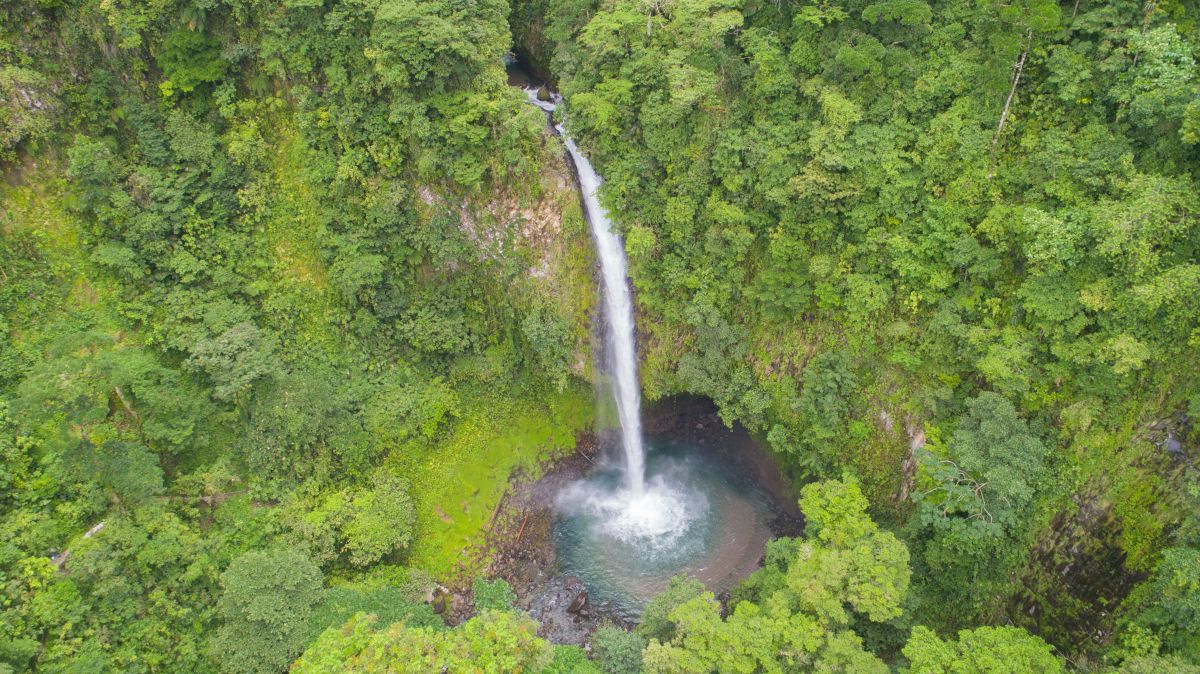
[
  {"x1": 292, "y1": 610, "x2": 553, "y2": 673},
  {"x1": 211, "y1": 549, "x2": 324, "y2": 674},
  {"x1": 62, "y1": 439, "x2": 164, "y2": 504},
  {"x1": 1117, "y1": 547, "x2": 1200, "y2": 662},
  {"x1": 285, "y1": 473, "x2": 417, "y2": 568},
  {"x1": 367, "y1": 0, "x2": 509, "y2": 93},
  {"x1": 521, "y1": 303, "x2": 574, "y2": 391},
  {"x1": 591, "y1": 624, "x2": 645, "y2": 674},
  {"x1": 937, "y1": 393, "x2": 1047, "y2": 522},
  {"x1": 156, "y1": 28, "x2": 228, "y2": 96},
  {"x1": 909, "y1": 393, "x2": 1048, "y2": 624},
  {"x1": 642, "y1": 477, "x2": 909, "y2": 672},
  {"x1": 903, "y1": 625, "x2": 1063, "y2": 673},
  {"x1": 637, "y1": 574, "x2": 705, "y2": 642},
  {"x1": 365, "y1": 374, "x2": 460, "y2": 448},
  {"x1": 245, "y1": 368, "x2": 345, "y2": 482},
  {"x1": 186, "y1": 322, "x2": 279, "y2": 405},
  {"x1": 792, "y1": 351, "x2": 858, "y2": 473},
  {"x1": 341, "y1": 474, "x2": 416, "y2": 568},
  {"x1": 1113, "y1": 25, "x2": 1198, "y2": 134}
]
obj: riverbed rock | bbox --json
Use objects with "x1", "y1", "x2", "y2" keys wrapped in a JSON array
[
  {"x1": 537, "y1": 85, "x2": 552, "y2": 102},
  {"x1": 1164, "y1": 434, "x2": 1183, "y2": 456},
  {"x1": 567, "y1": 591, "x2": 588, "y2": 614}
]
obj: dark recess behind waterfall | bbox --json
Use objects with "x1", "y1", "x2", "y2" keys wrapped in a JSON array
[
  {"x1": 642, "y1": 395, "x2": 805, "y2": 524},
  {"x1": 508, "y1": 0, "x2": 556, "y2": 87}
]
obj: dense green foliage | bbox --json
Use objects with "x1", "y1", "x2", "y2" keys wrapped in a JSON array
[
  {"x1": 292, "y1": 610, "x2": 554, "y2": 673},
  {"x1": 635, "y1": 574, "x2": 706, "y2": 643},
  {"x1": 472, "y1": 576, "x2": 519, "y2": 612},
  {"x1": 211, "y1": 549, "x2": 325, "y2": 674},
  {"x1": 902, "y1": 625, "x2": 1063, "y2": 674},
  {"x1": 2, "y1": 0, "x2": 1199, "y2": 671},
  {"x1": 1114, "y1": 546, "x2": 1200, "y2": 661},
  {"x1": 908, "y1": 391, "x2": 1050, "y2": 622},
  {"x1": 0, "y1": 0, "x2": 593, "y2": 671},
  {"x1": 513, "y1": 0, "x2": 1200, "y2": 667},
  {"x1": 592, "y1": 624, "x2": 647, "y2": 674}
]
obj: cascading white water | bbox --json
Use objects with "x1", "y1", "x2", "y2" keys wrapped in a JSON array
[
  {"x1": 526, "y1": 90, "x2": 646, "y2": 495},
  {"x1": 521, "y1": 80, "x2": 776, "y2": 617}
]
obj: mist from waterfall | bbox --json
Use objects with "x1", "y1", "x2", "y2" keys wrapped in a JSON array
[{"x1": 526, "y1": 90, "x2": 646, "y2": 495}]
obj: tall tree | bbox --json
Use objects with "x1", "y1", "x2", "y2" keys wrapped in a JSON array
[
  {"x1": 642, "y1": 477, "x2": 910, "y2": 673},
  {"x1": 210, "y1": 549, "x2": 324, "y2": 674}
]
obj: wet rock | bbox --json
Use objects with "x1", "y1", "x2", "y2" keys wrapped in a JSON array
[
  {"x1": 537, "y1": 85, "x2": 551, "y2": 102},
  {"x1": 1164, "y1": 434, "x2": 1183, "y2": 457},
  {"x1": 568, "y1": 591, "x2": 588, "y2": 614}
]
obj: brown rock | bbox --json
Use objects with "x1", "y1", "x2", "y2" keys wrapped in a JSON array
[{"x1": 567, "y1": 590, "x2": 588, "y2": 614}]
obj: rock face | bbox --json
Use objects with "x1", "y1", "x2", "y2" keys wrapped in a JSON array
[
  {"x1": 414, "y1": 96, "x2": 593, "y2": 382},
  {"x1": 485, "y1": 440, "x2": 621, "y2": 644}
]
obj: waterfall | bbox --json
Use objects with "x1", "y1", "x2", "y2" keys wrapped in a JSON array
[{"x1": 526, "y1": 90, "x2": 646, "y2": 495}]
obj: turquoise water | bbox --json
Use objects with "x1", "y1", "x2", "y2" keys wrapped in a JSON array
[{"x1": 552, "y1": 437, "x2": 774, "y2": 619}]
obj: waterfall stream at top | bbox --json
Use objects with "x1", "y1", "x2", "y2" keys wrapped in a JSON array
[
  {"x1": 526, "y1": 88, "x2": 692, "y2": 546},
  {"x1": 525, "y1": 90, "x2": 646, "y2": 495}
]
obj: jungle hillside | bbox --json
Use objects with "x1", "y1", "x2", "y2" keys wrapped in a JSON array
[{"x1": 2, "y1": 0, "x2": 1199, "y2": 672}]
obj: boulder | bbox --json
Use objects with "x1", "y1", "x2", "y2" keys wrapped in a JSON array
[{"x1": 568, "y1": 590, "x2": 588, "y2": 614}]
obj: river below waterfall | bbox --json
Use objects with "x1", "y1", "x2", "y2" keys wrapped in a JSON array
[
  {"x1": 554, "y1": 436, "x2": 776, "y2": 618},
  {"x1": 485, "y1": 396, "x2": 802, "y2": 641}
]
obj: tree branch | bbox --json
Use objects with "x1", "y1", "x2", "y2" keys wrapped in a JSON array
[
  {"x1": 112, "y1": 385, "x2": 141, "y2": 423},
  {"x1": 989, "y1": 29, "x2": 1034, "y2": 176}
]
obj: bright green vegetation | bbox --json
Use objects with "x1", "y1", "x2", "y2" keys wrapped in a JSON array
[
  {"x1": 292, "y1": 609, "x2": 554, "y2": 673},
  {"x1": 1, "y1": 0, "x2": 594, "y2": 671},
  {"x1": 397, "y1": 388, "x2": 592, "y2": 576},
  {"x1": 2, "y1": 0, "x2": 1199, "y2": 673}
]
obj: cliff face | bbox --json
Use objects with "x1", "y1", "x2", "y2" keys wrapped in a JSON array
[{"x1": 417, "y1": 121, "x2": 596, "y2": 382}]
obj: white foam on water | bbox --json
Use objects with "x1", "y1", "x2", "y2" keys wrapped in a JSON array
[{"x1": 555, "y1": 475, "x2": 706, "y2": 552}]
